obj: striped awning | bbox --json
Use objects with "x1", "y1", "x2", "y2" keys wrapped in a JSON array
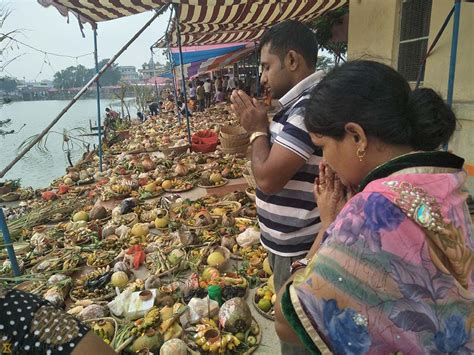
[{"x1": 38, "y1": 0, "x2": 347, "y2": 45}]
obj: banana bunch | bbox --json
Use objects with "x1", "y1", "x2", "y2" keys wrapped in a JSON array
[
  {"x1": 194, "y1": 318, "x2": 241, "y2": 353},
  {"x1": 76, "y1": 265, "x2": 111, "y2": 286},
  {"x1": 194, "y1": 331, "x2": 241, "y2": 353},
  {"x1": 62, "y1": 253, "x2": 81, "y2": 271},
  {"x1": 237, "y1": 245, "x2": 267, "y2": 261},
  {"x1": 198, "y1": 230, "x2": 219, "y2": 243},
  {"x1": 92, "y1": 320, "x2": 115, "y2": 344},
  {"x1": 111, "y1": 184, "x2": 131, "y2": 194},
  {"x1": 143, "y1": 306, "x2": 160, "y2": 327}
]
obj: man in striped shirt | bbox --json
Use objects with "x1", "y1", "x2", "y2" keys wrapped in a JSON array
[{"x1": 231, "y1": 20, "x2": 321, "y2": 355}]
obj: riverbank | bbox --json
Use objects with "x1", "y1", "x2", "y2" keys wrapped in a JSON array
[{"x1": 1, "y1": 104, "x2": 280, "y2": 354}]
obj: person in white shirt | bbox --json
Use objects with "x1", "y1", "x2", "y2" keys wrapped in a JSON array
[
  {"x1": 227, "y1": 76, "x2": 236, "y2": 92},
  {"x1": 203, "y1": 79, "x2": 212, "y2": 108}
]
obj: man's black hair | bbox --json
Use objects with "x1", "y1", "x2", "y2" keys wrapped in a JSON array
[{"x1": 259, "y1": 20, "x2": 318, "y2": 69}]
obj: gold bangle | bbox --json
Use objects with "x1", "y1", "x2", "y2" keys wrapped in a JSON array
[{"x1": 249, "y1": 131, "x2": 268, "y2": 144}]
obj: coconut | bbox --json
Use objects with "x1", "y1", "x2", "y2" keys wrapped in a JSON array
[
  {"x1": 89, "y1": 206, "x2": 107, "y2": 220},
  {"x1": 160, "y1": 339, "x2": 187, "y2": 355},
  {"x1": 78, "y1": 304, "x2": 107, "y2": 321},
  {"x1": 129, "y1": 330, "x2": 163, "y2": 353},
  {"x1": 218, "y1": 297, "x2": 252, "y2": 333},
  {"x1": 79, "y1": 170, "x2": 89, "y2": 181}
]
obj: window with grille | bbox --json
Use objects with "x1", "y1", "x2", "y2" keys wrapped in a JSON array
[{"x1": 398, "y1": 0, "x2": 432, "y2": 82}]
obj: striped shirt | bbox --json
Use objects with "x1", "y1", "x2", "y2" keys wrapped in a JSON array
[{"x1": 257, "y1": 71, "x2": 324, "y2": 257}]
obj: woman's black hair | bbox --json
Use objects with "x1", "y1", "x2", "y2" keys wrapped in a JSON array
[{"x1": 304, "y1": 60, "x2": 456, "y2": 151}]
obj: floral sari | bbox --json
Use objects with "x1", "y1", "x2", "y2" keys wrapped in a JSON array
[{"x1": 282, "y1": 152, "x2": 474, "y2": 354}]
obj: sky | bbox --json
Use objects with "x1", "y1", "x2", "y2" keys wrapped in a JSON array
[{"x1": 2, "y1": 0, "x2": 170, "y2": 82}]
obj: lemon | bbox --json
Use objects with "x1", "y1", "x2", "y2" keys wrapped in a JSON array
[{"x1": 257, "y1": 298, "x2": 272, "y2": 312}]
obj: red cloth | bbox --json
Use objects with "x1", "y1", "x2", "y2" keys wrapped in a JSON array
[{"x1": 126, "y1": 245, "x2": 146, "y2": 269}]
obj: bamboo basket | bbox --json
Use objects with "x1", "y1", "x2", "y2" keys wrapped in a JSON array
[
  {"x1": 219, "y1": 133, "x2": 250, "y2": 148},
  {"x1": 219, "y1": 125, "x2": 249, "y2": 139},
  {"x1": 220, "y1": 143, "x2": 249, "y2": 155},
  {"x1": 219, "y1": 125, "x2": 250, "y2": 148}
]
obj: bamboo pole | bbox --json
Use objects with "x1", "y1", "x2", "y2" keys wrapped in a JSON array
[{"x1": 0, "y1": 5, "x2": 169, "y2": 179}]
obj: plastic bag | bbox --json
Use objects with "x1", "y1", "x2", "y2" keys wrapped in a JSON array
[
  {"x1": 236, "y1": 227, "x2": 260, "y2": 247},
  {"x1": 107, "y1": 288, "x2": 133, "y2": 317},
  {"x1": 184, "y1": 297, "x2": 219, "y2": 325}
]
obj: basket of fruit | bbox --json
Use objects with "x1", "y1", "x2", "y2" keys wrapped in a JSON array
[{"x1": 253, "y1": 281, "x2": 276, "y2": 321}]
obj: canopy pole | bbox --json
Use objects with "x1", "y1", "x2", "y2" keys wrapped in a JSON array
[
  {"x1": 0, "y1": 208, "x2": 21, "y2": 277},
  {"x1": 445, "y1": 0, "x2": 461, "y2": 151},
  {"x1": 447, "y1": 0, "x2": 461, "y2": 107},
  {"x1": 174, "y1": 4, "x2": 192, "y2": 145},
  {"x1": 254, "y1": 41, "x2": 260, "y2": 97},
  {"x1": 166, "y1": 40, "x2": 182, "y2": 124},
  {"x1": 0, "y1": 5, "x2": 168, "y2": 179},
  {"x1": 93, "y1": 28, "x2": 103, "y2": 172}
]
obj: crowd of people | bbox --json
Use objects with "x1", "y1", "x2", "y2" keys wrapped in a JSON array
[{"x1": 2, "y1": 19, "x2": 472, "y2": 355}]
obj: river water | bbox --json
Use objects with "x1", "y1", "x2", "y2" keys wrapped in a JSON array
[{"x1": 0, "y1": 99, "x2": 128, "y2": 189}]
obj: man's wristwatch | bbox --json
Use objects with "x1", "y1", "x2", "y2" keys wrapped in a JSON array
[{"x1": 249, "y1": 131, "x2": 268, "y2": 144}]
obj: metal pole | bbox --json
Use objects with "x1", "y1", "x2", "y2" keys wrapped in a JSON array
[
  {"x1": 0, "y1": 208, "x2": 21, "y2": 277},
  {"x1": 0, "y1": 5, "x2": 168, "y2": 179},
  {"x1": 445, "y1": 0, "x2": 461, "y2": 151},
  {"x1": 166, "y1": 41, "x2": 182, "y2": 123},
  {"x1": 447, "y1": 0, "x2": 461, "y2": 107},
  {"x1": 174, "y1": 4, "x2": 192, "y2": 145},
  {"x1": 254, "y1": 41, "x2": 260, "y2": 97},
  {"x1": 93, "y1": 28, "x2": 103, "y2": 172}
]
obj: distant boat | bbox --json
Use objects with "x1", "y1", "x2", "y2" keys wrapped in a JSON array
[{"x1": 78, "y1": 119, "x2": 105, "y2": 137}]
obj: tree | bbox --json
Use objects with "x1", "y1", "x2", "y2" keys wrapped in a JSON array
[
  {"x1": 53, "y1": 59, "x2": 121, "y2": 90},
  {"x1": 316, "y1": 56, "x2": 334, "y2": 72},
  {"x1": 0, "y1": 77, "x2": 17, "y2": 92},
  {"x1": 1, "y1": 6, "x2": 22, "y2": 74},
  {"x1": 94, "y1": 59, "x2": 121, "y2": 86},
  {"x1": 310, "y1": 6, "x2": 348, "y2": 65}
]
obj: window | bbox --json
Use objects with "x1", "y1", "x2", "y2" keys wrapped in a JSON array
[{"x1": 398, "y1": 0, "x2": 432, "y2": 82}]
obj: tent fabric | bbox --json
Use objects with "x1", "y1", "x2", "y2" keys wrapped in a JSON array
[
  {"x1": 38, "y1": 0, "x2": 347, "y2": 46},
  {"x1": 170, "y1": 43, "x2": 250, "y2": 66},
  {"x1": 174, "y1": 44, "x2": 255, "y2": 78}
]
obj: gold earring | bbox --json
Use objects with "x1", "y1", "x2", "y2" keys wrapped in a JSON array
[{"x1": 356, "y1": 148, "x2": 366, "y2": 162}]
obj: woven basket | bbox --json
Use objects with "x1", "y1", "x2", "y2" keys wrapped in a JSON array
[
  {"x1": 160, "y1": 144, "x2": 189, "y2": 157},
  {"x1": 220, "y1": 143, "x2": 249, "y2": 155},
  {"x1": 219, "y1": 133, "x2": 250, "y2": 148},
  {"x1": 219, "y1": 125, "x2": 249, "y2": 140}
]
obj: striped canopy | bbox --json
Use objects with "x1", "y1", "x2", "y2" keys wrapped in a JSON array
[{"x1": 38, "y1": 0, "x2": 347, "y2": 46}]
